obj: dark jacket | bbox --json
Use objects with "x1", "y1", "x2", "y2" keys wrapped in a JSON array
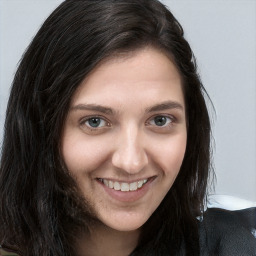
[{"x1": 199, "y1": 207, "x2": 256, "y2": 255}]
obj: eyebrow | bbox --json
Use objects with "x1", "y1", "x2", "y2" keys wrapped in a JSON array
[
  {"x1": 70, "y1": 104, "x2": 114, "y2": 115},
  {"x1": 145, "y1": 101, "x2": 184, "y2": 113},
  {"x1": 70, "y1": 100, "x2": 184, "y2": 115}
]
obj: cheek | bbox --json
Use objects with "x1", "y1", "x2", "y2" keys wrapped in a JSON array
[
  {"x1": 61, "y1": 133, "x2": 111, "y2": 174},
  {"x1": 149, "y1": 133, "x2": 187, "y2": 176}
]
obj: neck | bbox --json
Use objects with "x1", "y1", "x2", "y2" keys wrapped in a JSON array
[{"x1": 75, "y1": 223, "x2": 140, "y2": 256}]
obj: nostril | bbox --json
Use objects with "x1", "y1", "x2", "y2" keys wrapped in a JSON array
[
  {"x1": 111, "y1": 147, "x2": 148, "y2": 174},
  {"x1": 112, "y1": 131, "x2": 148, "y2": 173}
]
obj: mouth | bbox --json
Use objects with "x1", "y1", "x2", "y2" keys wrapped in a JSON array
[
  {"x1": 96, "y1": 176, "x2": 156, "y2": 202},
  {"x1": 97, "y1": 178, "x2": 149, "y2": 192}
]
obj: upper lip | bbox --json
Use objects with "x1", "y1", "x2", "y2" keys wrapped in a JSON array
[{"x1": 97, "y1": 176, "x2": 156, "y2": 183}]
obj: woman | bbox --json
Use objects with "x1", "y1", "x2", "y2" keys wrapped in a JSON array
[{"x1": 0, "y1": 0, "x2": 255, "y2": 255}]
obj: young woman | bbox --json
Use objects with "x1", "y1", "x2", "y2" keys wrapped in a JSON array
[{"x1": 0, "y1": 0, "x2": 255, "y2": 255}]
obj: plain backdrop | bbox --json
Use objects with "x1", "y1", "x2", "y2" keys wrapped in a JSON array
[{"x1": 0, "y1": 0, "x2": 255, "y2": 202}]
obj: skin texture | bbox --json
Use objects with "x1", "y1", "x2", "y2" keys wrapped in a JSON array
[{"x1": 61, "y1": 47, "x2": 187, "y2": 255}]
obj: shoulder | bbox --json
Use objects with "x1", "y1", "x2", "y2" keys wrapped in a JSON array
[{"x1": 199, "y1": 207, "x2": 256, "y2": 255}]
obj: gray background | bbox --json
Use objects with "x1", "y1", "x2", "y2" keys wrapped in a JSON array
[{"x1": 1, "y1": 0, "x2": 255, "y2": 201}]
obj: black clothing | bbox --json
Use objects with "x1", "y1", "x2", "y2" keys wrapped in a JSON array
[{"x1": 199, "y1": 207, "x2": 256, "y2": 255}]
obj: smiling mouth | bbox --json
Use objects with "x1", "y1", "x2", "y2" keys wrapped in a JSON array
[{"x1": 97, "y1": 178, "x2": 149, "y2": 192}]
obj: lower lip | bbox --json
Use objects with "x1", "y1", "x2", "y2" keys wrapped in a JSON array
[{"x1": 97, "y1": 178, "x2": 155, "y2": 202}]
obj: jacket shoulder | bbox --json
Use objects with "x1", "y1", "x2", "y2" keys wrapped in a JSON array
[{"x1": 199, "y1": 207, "x2": 256, "y2": 255}]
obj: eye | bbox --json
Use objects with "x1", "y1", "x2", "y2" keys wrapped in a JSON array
[
  {"x1": 148, "y1": 115, "x2": 173, "y2": 127},
  {"x1": 82, "y1": 117, "x2": 110, "y2": 129}
]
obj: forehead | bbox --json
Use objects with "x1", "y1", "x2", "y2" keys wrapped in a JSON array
[{"x1": 71, "y1": 47, "x2": 184, "y2": 108}]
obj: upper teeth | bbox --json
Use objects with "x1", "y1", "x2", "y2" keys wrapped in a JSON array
[{"x1": 99, "y1": 179, "x2": 148, "y2": 192}]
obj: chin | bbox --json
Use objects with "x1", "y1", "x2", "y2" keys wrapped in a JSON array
[{"x1": 99, "y1": 212, "x2": 151, "y2": 232}]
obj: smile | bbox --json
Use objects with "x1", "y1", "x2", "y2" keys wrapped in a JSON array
[{"x1": 98, "y1": 178, "x2": 148, "y2": 192}]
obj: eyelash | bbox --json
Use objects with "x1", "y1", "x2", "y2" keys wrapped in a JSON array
[
  {"x1": 146, "y1": 115, "x2": 175, "y2": 128},
  {"x1": 79, "y1": 114, "x2": 176, "y2": 132},
  {"x1": 79, "y1": 116, "x2": 111, "y2": 131}
]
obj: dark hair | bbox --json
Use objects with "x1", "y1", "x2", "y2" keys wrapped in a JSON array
[{"x1": 0, "y1": 0, "x2": 213, "y2": 255}]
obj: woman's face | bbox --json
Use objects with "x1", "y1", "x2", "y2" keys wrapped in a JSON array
[{"x1": 61, "y1": 47, "x2": 187, "y2": 232}]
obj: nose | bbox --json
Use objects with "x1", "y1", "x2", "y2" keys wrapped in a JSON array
[{"x1": 111, "y1": 125, "x2": 148, "y2": 174}]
